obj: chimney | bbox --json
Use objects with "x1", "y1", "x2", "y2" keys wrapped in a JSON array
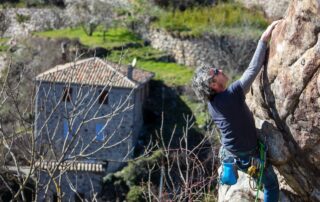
[
  {"x1": 127, "y1": 64, "x2": 133, "y2": 80},
  {"x1": 128, "y1": 58, "x2": 137, "y2": 80}
]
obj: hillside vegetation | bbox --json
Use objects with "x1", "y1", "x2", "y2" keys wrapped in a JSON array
[
  {"x1": 0, "y1": 1, "x2": 271, "y2": 200},
  {"x1": 129, "y1": 1, "x2": 268, "y2": 38},
  {"x1": 0, "y1": 38, "x2": 9, "y2": 52},
  {"x1": 153, "y1": 3, "x2": 268, "y2": 37},
  {"x1": 36, "y1": 27, "x2": 142, "y2": 49}
]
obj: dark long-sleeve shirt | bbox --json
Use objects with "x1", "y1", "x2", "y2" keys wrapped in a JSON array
[{"x1": 208, "y1": 40, "x2": 267, "y2": 153}]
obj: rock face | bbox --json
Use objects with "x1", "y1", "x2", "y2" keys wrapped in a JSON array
[
  {"x1": 0, "y1": 54, "x2": 6, "y2": 73},
  {"x1": 246, "y1": 0, "x2": 320, "y2": 201},
  {"x1": 2, "y1": 8, "x2": 71, "y2": 37},
  {"x1": 235, "y1": 0, "x2": 290, "y2": 20},
  {"x1": 65, "y1": 0, "x2": 131, "y2": 8}
]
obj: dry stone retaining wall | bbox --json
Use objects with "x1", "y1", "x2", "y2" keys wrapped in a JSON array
[
  {"x1": 2, "y1": 8, "x2": 71, "y2": 37},
  {"x1": 138, "y1": 27, "x2": 258, "y2": 72}
]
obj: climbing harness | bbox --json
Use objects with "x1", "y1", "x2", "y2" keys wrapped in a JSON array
[{"x1": 219, "y1": 137, "x2": 268, "y2": 202}]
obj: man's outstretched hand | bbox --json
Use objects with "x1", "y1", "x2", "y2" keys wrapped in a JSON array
[{"x1": 261, "y1": 20, "x2": 282, "y2": 42}]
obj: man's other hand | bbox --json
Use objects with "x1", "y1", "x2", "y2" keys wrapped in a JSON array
[{"x1": 261, "y1": 20, "x2": 282, "y2": 42}]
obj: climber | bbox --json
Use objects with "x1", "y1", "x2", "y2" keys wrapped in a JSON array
[{"x1": 191, "y1": 20, "x2": 282, "y2": 202}]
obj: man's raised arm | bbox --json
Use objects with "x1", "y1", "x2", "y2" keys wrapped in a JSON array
[{"x1": 240, "y1": 20, "x2": 281, "y2": 94}]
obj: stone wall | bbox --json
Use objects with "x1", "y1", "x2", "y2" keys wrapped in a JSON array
[
  {"x1": 0, "y1": 54, "x2": 6, "y2": 73},
  {"x1": 1, "y1": 0, "x2": 129, "y2": 38},
  {"x1": 37, "y1": 170, "x2": 104, "y2": 201},
  {"x1": 137, "y1": 27, "x2": 258, "y2": 73},
  {"x1": 64, "y1": 0, "x2": 131, "y2": 8},
  {"x1": 2, "y1": 8, "x2": 71, "y2": 37},
  {"x1": 35, "y1": 82, "x2": 143, "y2": 172}
]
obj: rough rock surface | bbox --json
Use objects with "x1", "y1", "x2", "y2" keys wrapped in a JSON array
[
  {"x1": 0, "y1": 54, "x2": 6, "y2": 72},
  {"x1": 235, "y1": 0, "x2": 290, "y2": 20},
  {"x1": 245, "y1": 0, "x2": 320, "y2": 201},
  {"x1": 2, "y1": 8, "x2": 71, "y2": 37},
  {"x1": 64, "y1": 0, "x2": 131, "y2": 8}
]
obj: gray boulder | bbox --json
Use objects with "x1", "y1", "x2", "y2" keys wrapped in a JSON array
[
  {"x1": 247, "y1": 0, "x2": 320, "y2": 201},
  {"x1": 219, "y1": 0, "x2": 320, "y2": 201}
]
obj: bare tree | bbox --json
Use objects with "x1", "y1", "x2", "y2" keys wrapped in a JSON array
[
  {"x1": 0, "y1": 10, "x2": 11, "y2": 37},
  {"x1": 0, "y1": 50, "x2": 154, "y2": 201},
  {"x1": 138, "y1": 113, "x2": 220, "y2": 202},
  {"x1": 66, "y1": 0, "x2": 114, "y2": 36}
]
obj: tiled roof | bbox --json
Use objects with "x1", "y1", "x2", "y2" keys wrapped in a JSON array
[
  {"x1": 35, "y1": 57, "x2": 154, "y2": 88},
  {"x1": 35, "y1": 161, "x2": 106, "y2": 173}
]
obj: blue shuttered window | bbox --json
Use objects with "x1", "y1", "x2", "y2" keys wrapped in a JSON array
[
  {"x1": 63, "y1": 119, "x2": 69, "y2": 139},
  {"x1": 96, "y1": 123, "x2": 105, "y2": 141}
]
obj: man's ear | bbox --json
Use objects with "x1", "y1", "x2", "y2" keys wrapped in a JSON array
[{"x1": 210, "y1": 82, "x2": 217, "y2": 91}]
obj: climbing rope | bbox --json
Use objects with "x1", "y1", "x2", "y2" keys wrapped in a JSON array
[
  {"x1": 247, "y1": 141, "x2": 267, "y2": 202},
  {"x1": 255, "y1": 141, "x2": 266, "y2": 202}
]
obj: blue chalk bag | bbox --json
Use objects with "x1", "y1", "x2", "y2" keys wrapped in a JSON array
[{"x1": 220, "y1": 157, "x2": 238, "y2": 185}]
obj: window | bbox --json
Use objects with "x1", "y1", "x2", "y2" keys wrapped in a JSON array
[
  {"x1": 62, "y1": 87, "x2": 72, "y2": 102},
  {"x1": 99, "y1": 90, "x2": 108, "y2": 105},
  {"x1": 95, "y1": 123, "x2": 105, "y2": 141},
  {"x1": 63, "y1": 118, "x2": 78, "y2": 139}
]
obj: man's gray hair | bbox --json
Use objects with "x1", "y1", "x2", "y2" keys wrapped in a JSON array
[{"x1": 192, "y1": 65, "x2": 215, "y2": 101}]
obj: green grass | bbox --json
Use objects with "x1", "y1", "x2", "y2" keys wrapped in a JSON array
[
  {"x1": 0, "y1": 38, "x2": 9, "y2": 52},
  {"x1": 108, "y1": 48, "x2": 194, "y2": 86},
  {"x1": 35, "y1": 27, "x2": 143, "y2": 49},
  {"x1": 140, "y1": 61, "x2": 193, "y2": 86},
  {"x1": 153, "y1": 3, "x2": 268, "y2": 38},
  {"x1": 108, "y1": 46, "x2": 168, "y2": 61}
]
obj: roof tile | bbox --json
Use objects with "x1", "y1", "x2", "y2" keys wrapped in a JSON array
[{"x1": 36, "y1": 57, "x2": 154, "y2": 88}]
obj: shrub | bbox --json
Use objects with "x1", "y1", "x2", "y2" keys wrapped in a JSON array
[
  {"x1": 0, "y1": 37, "x2": 8, "y2": 50},
  {"x1": 15, "y1": 13, "x2": 30, "y2": 24},
  {"x1": 152, "y1": 3, "x2": 268, "y2": 37},
  {"x1": 25, "y1": 0, "x2": 65, "y2": 8},
  {"x1": 126, "y1": 186, "x2": 146, "y2": 202}
]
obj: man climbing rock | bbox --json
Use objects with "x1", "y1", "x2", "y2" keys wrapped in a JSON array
[{"x1": 192, "y1": 20, "x2": 281, "y2": 202}]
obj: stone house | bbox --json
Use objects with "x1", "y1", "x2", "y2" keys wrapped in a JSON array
[{"x1": 34, "y1": 57, "x2": 154, "y2": 201}]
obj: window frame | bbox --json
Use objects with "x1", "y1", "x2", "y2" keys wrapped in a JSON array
[{"x1": 62, "y1": 87, "x2": 72, "y2": 102}]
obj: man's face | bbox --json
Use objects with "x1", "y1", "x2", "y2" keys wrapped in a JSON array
[{"x1": 209, "y1": 68, "x2": 229, "y2": 93}]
